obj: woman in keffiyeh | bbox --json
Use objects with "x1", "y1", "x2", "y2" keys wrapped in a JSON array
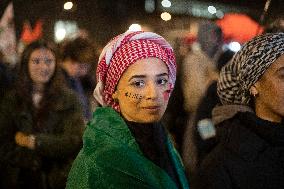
[
  {"x1": 195, "y1": 32, "x2": 284, "y2": 189},
  {"x1": 66, "y1": 31, "x2": 189, "y2": 189}
]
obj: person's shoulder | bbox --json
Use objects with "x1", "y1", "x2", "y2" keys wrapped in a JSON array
[
  {"x1": 213, "y1": 112, "x2": 265, "y2": 160},
  {"x1": 1, "y1": 88, "x2": 18, "y2": 104},
  {"x1": 59, "y1": 87, "x2": 78, "y2": 100},
  {"x1": 52, "y1": 87, "x2": 81, "y2": 110}
]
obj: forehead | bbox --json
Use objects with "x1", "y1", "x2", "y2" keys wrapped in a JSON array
[
  {"x1": 30, "y1": 48, "x2": 54, "y2": 58},
  {"x1": 259, "y1": 54, "x2": 284, "y2": 82},
  {"x1": 266, "y1": 54, "x2": 284, "y2": 72},
  {"x1": 122, "y1": 57, "x2": 168, "y2": 77}
]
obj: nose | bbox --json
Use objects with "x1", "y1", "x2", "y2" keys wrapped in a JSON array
[
  {"x1": 145, "y1": 81, "x2": 158, "y2": 100},
  {"x1": 39, "y1": 61, "x2": 51, "y2": 70}
]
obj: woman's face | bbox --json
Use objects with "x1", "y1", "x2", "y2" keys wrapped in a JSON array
[
  {"x1": 254, "y1": 54, "x2": 284, "y2": 122},
  {"x1": 28, "y1": 48, "x2": 56, "y2": 85},
  {"x1": 113, "y1": 57, "x2": 171, "y2": 123}
]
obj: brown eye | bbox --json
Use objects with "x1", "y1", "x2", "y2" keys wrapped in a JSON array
[
  {"x1": 131, "y1": 80, "x2": 145, "y2": 88},
  {"x1": 44, "y1": 58, "x2": 55, "y2": 65},
  {"x1": 157, "y1": 78, "x2": 168, "y2": 85},
  {"x1": 31, "y1": 58, "x2": 40, "y2": 64}
]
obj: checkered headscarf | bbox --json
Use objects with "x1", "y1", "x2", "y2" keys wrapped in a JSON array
[
  {"x1": 96, "y1": 31, "x2": 176, "y2": 111},
  {"x1": 218, "y1": 32, "x2": 284, "y2": 105}
]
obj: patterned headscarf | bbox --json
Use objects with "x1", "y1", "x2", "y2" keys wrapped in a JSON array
[
  {"x1": 218, "y1": 32, "x2": 284, "y2": 105},
  {"x1": 96, "y1": 31, "x2": 176, "y2": 111}
]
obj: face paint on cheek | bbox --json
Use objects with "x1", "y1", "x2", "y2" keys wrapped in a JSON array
[
  {"x1": 125, "y1": 92, "x2": 144, "y2": 100},
  {"x1": 163, "y1": 83, "x2": 173, "y2": 101}
]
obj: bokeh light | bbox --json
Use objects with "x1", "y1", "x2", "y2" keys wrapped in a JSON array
[
  {"x1": 161, "y1": 12, "x2": 171, "y2": 21},
  {"x1": 64, "y1": 2, "x2": 73, "y2": 10},
  {"x1": 228, "y1": 41, "x2": 241, "y2": 52},
  {"x1": 208, "y1": 6, "x2": 216, "y2": 14},
  {"x1": 161, "y1": 0, "x2": 172, "y2": 8},
  {"x1": 128, "y1": 24, "x2": 142, "y2": 31}
]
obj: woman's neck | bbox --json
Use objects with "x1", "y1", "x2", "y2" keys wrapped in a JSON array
[
  {"x1": 33, "y1": 83, "x2": 45, "y2": 94},
  {"x1": 32, "y1": 83, "x2": 45, "y2": 108},
  {"x1": 255, "y1": 105, "x2": 282, "y2": 123}
]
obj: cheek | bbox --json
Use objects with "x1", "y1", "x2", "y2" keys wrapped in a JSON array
[
  {"x1": 163, "y1": 91, "x2": 170, "y2": 101},
  {"x1": 120, "y1": 91, "x2": 143, "y2": 109},
  {"x1": 260, "y1": 81, "x2": 284, "y2": 106},
  {"x1": 124, "y1": 92, "x2": 143, "y2": 100},
  {"x1": 162, "y1": 83, "x2": 173, "y2": 101},
  {"x1": 273, "y1": 86, "x2": 284, "y2": 103},
  {"x1": 119, "y1": 91, "x2": 143, "y2": 115},
  {"x1": 50, "y1": 65, "x2": 56, "y2": 74},
  {"x1": 29, "y1": 67, "x2": 37, "y2": 78}
]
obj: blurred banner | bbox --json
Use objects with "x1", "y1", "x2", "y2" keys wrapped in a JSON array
[
  {"x1": 216, "y1": 13, "x2": 264, "y2": 44},
  {"x1": 0, "y1": 2, "x2": 17, "y2": 64}
]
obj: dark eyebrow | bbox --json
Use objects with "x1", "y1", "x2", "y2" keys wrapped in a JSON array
[
  {"x1": 128, "y1": 75, "x2": 146, "y2": 82},
  {"x1": 128, "y1": 73, "x2": 168, "y2": 82},
  {"x1": 157, "y1": 73, "x2": 169, "y2": 77}
]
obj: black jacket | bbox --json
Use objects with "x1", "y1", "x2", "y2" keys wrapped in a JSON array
[
  {"x1": 0, "y1": 88, "x2": 84, "y2": 189},
  {"x1": 196, "y1": 108, "x2": 284, "y2": 189}
]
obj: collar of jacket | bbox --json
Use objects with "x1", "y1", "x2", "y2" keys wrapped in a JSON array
[
  {"x1": 85, "y1": 107, "x2": 141, "y2": 153},
  {"x1": 212, "y1": 104, "x2": 254, "y2": 125}
]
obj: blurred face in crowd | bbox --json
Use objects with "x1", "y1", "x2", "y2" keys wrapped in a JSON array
[
  {"x1": 62, "y1": 59, "x2": 90, "y2": 78},
  {"x1": 253, "y1": 54, "x2": 284, "y2": 123},
  {"x1": 28, "y1": 48, "x2": 56, "y2": 86},
  {"x1": 78, "y1": 63, "x2": 91, "y2": 77},
  {"x1": 112, "y1": 58, "x2": 172, "y2": 123}
]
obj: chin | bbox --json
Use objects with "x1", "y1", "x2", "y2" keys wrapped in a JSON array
[{"x1": 139, "y1": 115, "x2": 162, "y2": 123}]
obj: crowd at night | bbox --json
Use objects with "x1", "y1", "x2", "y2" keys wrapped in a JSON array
[{"x1": 0, "y1": 0, "x2": 283, "y2": 188}]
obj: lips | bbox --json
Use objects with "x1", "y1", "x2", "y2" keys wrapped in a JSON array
[
  {"x1": 143, "y1": 105, "x2": 161, "y2": 111},
  {"x1": 41, "y1": 71, "x2": 51, "y2": 76}
]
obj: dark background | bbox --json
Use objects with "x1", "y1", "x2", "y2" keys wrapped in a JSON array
[{"x1": 1, "y1": 0, "x2": 283, "y2": 46}]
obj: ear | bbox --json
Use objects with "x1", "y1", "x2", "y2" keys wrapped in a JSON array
[{"x1": 249, "y1": 85, "x2": 258, "y2": 97}]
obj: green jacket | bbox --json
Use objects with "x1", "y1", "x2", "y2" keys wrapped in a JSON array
[{"x1": 67, "y1": 107, "x2": 189, "y2": 189}]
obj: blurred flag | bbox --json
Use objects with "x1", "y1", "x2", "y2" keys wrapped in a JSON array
[
  {"x1": 216, "y1": 13, "x2": 263, "y2": 44},
  {"x1": 20, "y1": 19, "x2": 43, "y2": 44},
  {"x1": 0, "y1": 2, "x2": 17, "y2": 64}
]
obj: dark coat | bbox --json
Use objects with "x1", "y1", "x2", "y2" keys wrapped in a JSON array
[
  {"x1": 0, "y1": 88, "x2": 85, "y2": 189},
  {"x1": 62, "y1": 69, "x2": 92, "y2": 121},
  {"x1": 196, "y1": 111, "x2": 284, "y2": 189}
]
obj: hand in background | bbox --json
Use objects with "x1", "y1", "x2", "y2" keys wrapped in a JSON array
[{"x1": 15, "y1": 132, "x2": 36, "y2": 150}]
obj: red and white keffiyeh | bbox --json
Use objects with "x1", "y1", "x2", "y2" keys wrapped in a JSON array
[{"x1": 96, "y1": 31, "x2": 176, "y2": 111}]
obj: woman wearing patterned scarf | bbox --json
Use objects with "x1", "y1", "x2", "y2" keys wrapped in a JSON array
[
  {"x1": 66, "y1": 31, "x2": 189, "y2": 189},
  {"x1": 195, "y1": 32, "x2": 284, "y2": 189}
]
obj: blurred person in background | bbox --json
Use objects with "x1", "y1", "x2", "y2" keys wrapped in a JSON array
[
  {"x1": 264, "y1": 16, "x2": 284, "y2": 33},
  {"x1": 182, "y1": 48, "x2": 235, "y2": 186},
  {"x1": 180, "y1": 21, "x2": 223, "y2": 183},
  {"x1": 162, "y1": 37, "x2": 190, "y2": 152},
  {"x1": 66, "y1": 31, "x2": 189, "y2": 189},
  {"x1": 0, "y1": 40, "x2": 84, "y2": 189},
  {"x1": 196, "y1": 33, "x2": 284, "y2": 189},
  {"x1": 181, "y1": 21, "x2": 222, "y2": 117},
  {"x1": 184, "y1": 19, "x2": 284, "y2": 183},
  {"x1": 0, "y1": 50, "x2": 14, "y2": 101},
  {"x1": 60, "y1": 37, "x2": 97, "y2": 122}
]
